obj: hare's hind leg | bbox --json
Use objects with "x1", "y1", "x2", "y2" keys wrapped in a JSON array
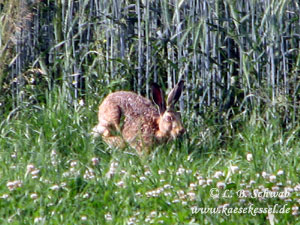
[{"x1": 103, "y1": 136, "x2": 126, "y2": 148}]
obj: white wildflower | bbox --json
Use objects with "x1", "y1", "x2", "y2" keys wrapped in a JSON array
[
  {"x1": 216, "y1": 181, "x2": 226, "y2": 189},
  {"x1": 271, "y1": 186, "x2": 280, "y2": 192},
  {"x1": 27, "y1": 164, "x2": 35, "y2": 173},
  {"x1": 144, "y1": 170, "x2": 151, "y2": 176},
  {"x1": 0, "y1": 194, "x2": 9, "y2": 199},
  {"x1": 249, "y1": 180, "x2": 256, "y2": 186},
  {"x1": 230, "y1": 165, "x2": 239, "y2": 173},
  {"x1": 84, "y1": 168, "x2": 95, "y2": 179},
  {"x1": 246, "y1": 153, "x2": 253, "y2": 161},
  {"x1": 106, "y1": 161, "x2": 119, "y2": 178},
  {"x1": 50, "y1": 185, "x2": 60, "y2": 191},
  {"x1": 262, "y1": 171, "x2": 269, "y2": 179},
  {"x1": 158, "y1": 170, "x2": 165, "y2": 175},
  {"x1": 163, "y1": 184, "x2": 173, "y2": 189},
  {"x1": 79, "y1": 99, "x2": 85, "y2": 106},
  {"x1": 187, "y1": 191, "x2": 196, "y2": 201},
  {"x1": 11, "y1": 152, "x2": 17, "y2": 159},
  {"x1": 116, "y1": 181, "x2": 125, "y2": 188},
  {"x1": 177, "y1": 190, "x2": 185, "y2": 198},
  {"x1": 269, "y1": 174, "x2": 276, "y2": 183},
  {"x1": 7, "y1": 180, "x2": 22, "y2": 191},
  {"x1": 83, "y1": 193, "x2": 90, "y2": 199},
  {"x1": 34, "y1": 217, "x2": 44, "y2": 223},
  {"x1": 135, "y1": 192, "x2": 142, "y2": 197},
  {"x1": 172, "y1": 199, "x2": 180, "y2": 203},
  {"x1": 51, "y1": 149, "x2": 57, "y2": 157},
  {"x1": 277, "y1": 169, "x2": 284, "y2": 176},
  {"x1": 150, "y1": 211, "x2": 157, "y2": 217},
  {"x1": 105, "y1": 213, "x2": 112, "y2": 221},
  {"x1": 164, "y1": 192, "x2": 172, "y2": 197},
  {"x1": 294, "y1": 184, "x2": 300, "y2": 192},
  {"x1": 284, "y1": 187, "x2": 294, "y2": 194},
  {"x1": 70, "y1": 161, "x2": 77, "y2": 168},
  {"x1": 31, "y1": 169, "x2": 40, "y2": 176},
  {"x1": 189, "y1": 183, "x2": 197, "y2": 190},
  {"x1": 206, "y1": 179, "x2": 213, "y2": 185},
  {"x1": 30, "y1": 193, "x2": 38, "y2": 200},
  {"x1": 140, "y1": 176, "x2": 147, "y2": 182},
  {"x1": 198, "y1": 179, "x2": 206, "y2": 186},
  {"x1": 176, "y1": 167, "x2": 186, "y2": 176},
  {"x1": 91, "y1": 157, "x2": 100, "y2": 166},
  {"x1": 214, "y1": 171, "x2": 224, "y2": 179},
  {"x1": 128, "y1": 216, "x2": 137, "y2": 225}
]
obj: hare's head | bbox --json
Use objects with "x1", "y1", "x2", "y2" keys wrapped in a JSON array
[{"x1": 152, "y1": 80, "x2": 185, "y2": 139}]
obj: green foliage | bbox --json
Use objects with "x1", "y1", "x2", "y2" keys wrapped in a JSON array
[
  {"x1": 0, "y1": 89, "x2": 299, "y2": 224},
  {"x1": 0, "y1": 0, "x2": 299, "y2": 121}
]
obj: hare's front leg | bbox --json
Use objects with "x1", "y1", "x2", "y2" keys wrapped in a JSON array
[
  {"x1": 92, "y1": 103, "x2": 125, "y2": 148},
  {"x1": 92, "y1": 122, "x2": 125, "y2": 148},
  {"x1": 93, "y1": 103, "x2": 121, "y2": 136}
]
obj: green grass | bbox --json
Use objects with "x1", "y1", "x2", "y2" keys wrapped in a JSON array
[{"x1": 0, "y1": 90, "x2": 299, "y2": 225}]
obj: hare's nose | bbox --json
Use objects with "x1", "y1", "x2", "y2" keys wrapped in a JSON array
[{"x1": 179, "y1": 128, "x2": 185, "y2": 135}]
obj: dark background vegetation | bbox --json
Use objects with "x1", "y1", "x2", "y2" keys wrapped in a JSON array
[{"x1": 0, "y1": 0, "x2": 299, "y2": 128}]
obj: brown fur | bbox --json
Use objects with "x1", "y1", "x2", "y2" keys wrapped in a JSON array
[{"x1": 92, "y1": 82, "x2": 185, "y2": 153}]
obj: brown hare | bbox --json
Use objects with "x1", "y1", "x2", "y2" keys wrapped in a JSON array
[{"x1": 92, "y1": 80, "x2": 185, "y2": 153}]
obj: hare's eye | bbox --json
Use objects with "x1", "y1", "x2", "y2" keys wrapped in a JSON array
[{"x1": 165, "y1": 115, "x2": 173, "y2": 122}]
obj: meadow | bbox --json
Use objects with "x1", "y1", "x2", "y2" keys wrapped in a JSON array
[
  {"x1": 0, "y1": 0, "x2": 300, "y2": 224},
  {"x1": 0, "y1": 88, "x2": 299, "y2": 224}
]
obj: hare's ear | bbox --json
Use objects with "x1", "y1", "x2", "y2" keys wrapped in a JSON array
[
  {"x1": 151, "y1": 83, "x2": 166, "y2": 115},
  {"x1": 167, "y1": 80, "x2": 184, "y2": 108}
]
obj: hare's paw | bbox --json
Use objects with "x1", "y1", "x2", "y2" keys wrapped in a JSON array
[{"x1": 91, "y1": 124, "x2": 110, "y2": 137}]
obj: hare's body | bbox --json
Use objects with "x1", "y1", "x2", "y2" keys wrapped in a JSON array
[
  {"x1": 93, "y1": 81, "x2": 185, "y2": 152},
  {"x1": 96, "y1": 91, "x2": 161, "y2": 148}
]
